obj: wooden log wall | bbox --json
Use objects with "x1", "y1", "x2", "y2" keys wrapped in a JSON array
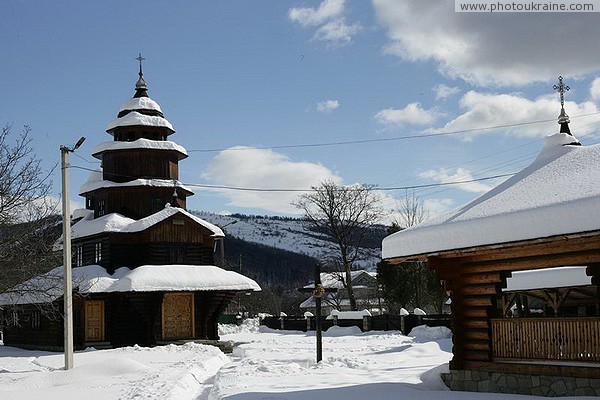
[
  {"x1": 2, "y1": 303, "x2": 63, "y2": 350},
  {"x1": 102, "y1": 151, "x2": 180, "y2": 182},
  {"x1": 428, "y1": 233, "x2": 600, "y2": 377},
  {"x1": 195, "y1": 292, "x2": 236, "y2": 340},
  {"x1": 89, "y1": 187, "x2": 187, "y2": 220}
]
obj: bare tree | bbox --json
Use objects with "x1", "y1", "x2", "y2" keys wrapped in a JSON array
[
  {"x1": 395, "y1": 189, "x2": 428, "y2": 229},
  {"x1": 380, "y1": 191, "x2": 447, "y2": 313},
  {"x1": 293, "y1": 180, "x2": 383, "y2": 311},
  {"x1": 0, "y1": 124, "x2": 60, "y2": 303}
]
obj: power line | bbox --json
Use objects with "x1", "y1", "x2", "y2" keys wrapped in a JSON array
[
  {"x1": 186, "y1": 111, "x2": 600, "y2": 153},
  {"x1": 70, "y1": 165, "x2": 514, "y2": 193}
]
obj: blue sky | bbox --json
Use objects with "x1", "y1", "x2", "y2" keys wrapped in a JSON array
[{"x1": 2, "y1": 0, "x2": 600, "y2": 221}]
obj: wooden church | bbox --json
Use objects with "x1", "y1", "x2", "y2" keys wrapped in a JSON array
[{"x1": 0, "y1": 58, "x2": 260, "y2": 350}]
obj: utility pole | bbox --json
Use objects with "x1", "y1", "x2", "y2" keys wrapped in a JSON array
[{"x1": 60, "y1": 136, "x2": 85, "y2": 370}]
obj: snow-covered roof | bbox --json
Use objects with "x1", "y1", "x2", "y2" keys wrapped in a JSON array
[
  {"x1": 303, "y1": 270, "x2": 376, "y2": 290},
  {"x1": 92, "y1": 139, "x2": 187, "y2": 160},
  {"x1": 382, "y1": 132, "x2": 600, "y2": 260},
  {"x1": 504, "y1": 266, "x2": 591, "y2": 292},
  {"x1": 119, "y1": 97, "x2": 163, "y2": 114},
  {"x1": 106, "y1": 111, "x2": 174, "y2": 133},
  {"x1": 70, "y1": 206, "x2": 224, "y2": 240},
  {"x1": 103, "y1": 265, "x2": 260, "y2": 292},
  {"x1": 79, "y1": 176, "x2": 193, "y2": 196},
  {"x1": 0, "y1": 264, "x2": 260, "y2": 305}
]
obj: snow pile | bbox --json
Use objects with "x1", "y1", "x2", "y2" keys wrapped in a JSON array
[
  {"x1": 2, "y1": 325, "x2": 592, "y2": 399},
  {"x1": 327, "y1": 309, "x2": 371, "y2": 320},
  {"x1": 0, "y1": 342, "x2": 228, "y2": 399},
  {"x1": 413, "y1": 308, "x2": 427, "y2": 315},
  {"x1": 218, "y1": 318, "x2": 260, "y2": 336},
  {"x1": 409, "y1": 325, "x2": 452, "y2": 342},
  {"x1": 383, "y1": 133, "x2": 600, "y2": 259},
  {"x1": 399, "y1": 308, "x2": 409, "y2": 316}
]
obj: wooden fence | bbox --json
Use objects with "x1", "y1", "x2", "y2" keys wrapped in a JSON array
[
  {"x1": 260, "y1": 314, "x2": 450, "y2": 335},
  {"x1": 491, "y1": 317, "x2": 600, "y2": 362}
]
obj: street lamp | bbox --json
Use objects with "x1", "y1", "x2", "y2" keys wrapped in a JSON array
[{"x1": 60, "y1": 136, "x2": 85, "y2": 370}]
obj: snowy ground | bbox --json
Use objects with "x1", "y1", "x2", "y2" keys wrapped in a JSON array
[{"x1": 0, "y1": 320, "x2": 597, "y2": 399}]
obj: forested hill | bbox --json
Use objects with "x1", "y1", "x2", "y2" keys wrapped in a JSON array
[{"x1": 193, "y1": 211, "x2": 386, "y2": 286}]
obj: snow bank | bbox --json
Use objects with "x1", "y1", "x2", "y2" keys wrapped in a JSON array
[
  {"x1": 409, "y1": 325, "x2": 452, "y2": 342},
  {"x1": 324, "y1": 326, "x2": 364, "y2": 336},
  {"x1": 218, "y1": 318, "x2": 260, "y2": 336},
  {"x1": 327, "y1": 310, "x2": 371, "y2": 320}
]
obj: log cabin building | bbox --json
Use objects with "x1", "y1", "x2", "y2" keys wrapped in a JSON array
[
  {"x1": 382, "y1": 79, "x2": 600, "y2": 396},
  {"x1": 0, "y1": 59, "x2": 260, "y2": 351}
]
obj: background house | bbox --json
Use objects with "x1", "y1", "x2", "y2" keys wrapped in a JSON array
[{"x1": 300, "y1": 270, "x2": 382, "y2": 315}]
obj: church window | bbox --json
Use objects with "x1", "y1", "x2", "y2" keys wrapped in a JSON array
[
  {"x1": 98, "y1": 200, "x2": 106, "y2": 217},
  {"x1": 94, "y1": 242, "x2": 102, "y2": 263},
  {"x1": 31, "y1": 311, "x2": 41, "y2": 329},
  {"x1": 76, "y1": 246, "x2": 83, "y2": 267}
]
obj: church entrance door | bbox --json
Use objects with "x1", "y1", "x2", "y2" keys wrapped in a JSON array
[
  {"x1": 162, "y1": 293, "x2": 194, "y2": 339},
  {"x1": 85, "y1": 300, "x2": 105, "y2": 342}
]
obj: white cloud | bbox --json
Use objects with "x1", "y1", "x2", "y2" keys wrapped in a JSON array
[
  {"x1": 419, "y1": 167, "x2": 492, "y2": 194},
  {"x1": 375, "y1": 102, "x2": 441, "y2": 126},
  {"x1": 201, "y1": 147, "x2": 342, "y2": 214},
  {"x1": 317, "y1": 99, "x2": 340, "y2": 113},
  {"x1": 424, "y1": 198, "x2": 455, "y2": 218},
  {"x1": 433, "y1": 84, "x2": 460, "y2": 101},
  {"x1": 373, "y1": 0, "x2": 600, "y2": 86},
  {"x1": 289, "y1": 0, "x2": 361, "y2": 46},
  {"x1": 436, "y1": 90, "x2": 600, "y2": 140},
  {"x1": 313, "y1": 19, "x2": 362, "y2": 46},
  {"x1": 289, "y1": 0, "x2": 345, "y2": 27},
  {"x1": 590, "y1": 78, "x2": 600, "y2": 101}
]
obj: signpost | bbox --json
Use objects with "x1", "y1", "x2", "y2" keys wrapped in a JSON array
[{"x1": 299, "y1": 263, "x2": 336, "y2": 363}]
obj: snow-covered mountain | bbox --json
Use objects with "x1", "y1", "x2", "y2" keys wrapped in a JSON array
[{"x1": 193, "y1": 211, "x2": 384, "y2": 272}]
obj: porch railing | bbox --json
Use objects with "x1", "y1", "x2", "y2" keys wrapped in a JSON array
[{"x1": 491, "y1": 317, "x2": 600, "y2": 362}]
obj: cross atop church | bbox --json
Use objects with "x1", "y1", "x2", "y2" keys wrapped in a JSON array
[
  {"x1": 136, "y1": 53, "x2": 145, "y2": 76},
  {"x1": 553, "y1": 75, "x2": 570, "y2": 109}
]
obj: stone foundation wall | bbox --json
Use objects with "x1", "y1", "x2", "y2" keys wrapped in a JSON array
[{"x1": 442, "y1": 369, "x2": 600, "y2": 397}]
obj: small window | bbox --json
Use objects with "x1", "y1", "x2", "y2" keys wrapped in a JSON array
[
  {"x1": 94, "y1": 242, "x2": 102, "y2": 263},
  {"x1": 98, "y1": 200, "x2": 106, "y2": 217},
  {"x1": 86, "y1": 196, "x2": 93, "y2": 209},
  {"x1": 9, "y1": 310, "x2": 19, "y2": 327},
  {"x1": 173, "y1": 219, "x2": 185, "y2": 226},
  {"x1": 31, "y1": 311, "x2": 41, "y2": 329},
  {"x1": 76, "y1": 246, "x2": 83, "y2": 267}
]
